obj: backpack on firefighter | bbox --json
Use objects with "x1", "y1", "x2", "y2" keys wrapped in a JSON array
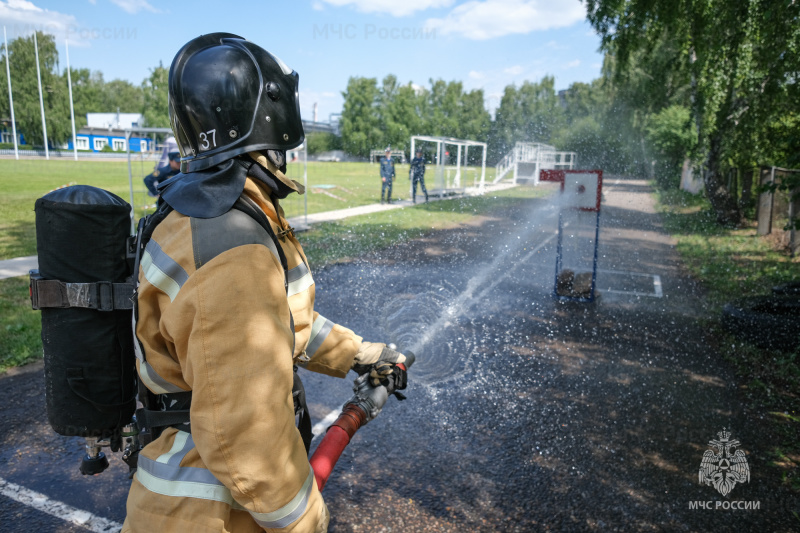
[{"x1": 29, "y1": 184, "x2": 312, "y2": 476}]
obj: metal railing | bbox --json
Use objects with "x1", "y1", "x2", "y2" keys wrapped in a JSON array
[
  {"x1": 494, "y1": 142, "x2": 577, "y2": 184},
  {"x1": 0, "y1": 149, "x2": 160, "y2": 160}
]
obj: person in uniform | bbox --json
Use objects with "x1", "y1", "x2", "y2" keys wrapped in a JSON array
[
  {"x1": 379, "y1": 148, "x2": 395, "y2": 204},
  {"x1": 143, "y1": 151, "x2": 180, "y2": 197},
  {"x1": 123, "y1": 33, "x2": 408, "y2": 533},
  {"x1": 155, "y1": 135, "x2": 179, "y2": 167},
  {"x1": 409, "y1": 149, "x2": 428, "y2": 203}
]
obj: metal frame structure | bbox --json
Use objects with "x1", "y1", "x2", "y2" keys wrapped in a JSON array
[
  {"x1": 283, "y1": 142, "x2": 309, "y2": 227},
  {"x1": 124, "y1": 127, "x2": 173, "y2": 221},
  {"x1": 494, "y1": 142, "x2": 577, "y2": 185},
  {"x1": 542, "y1": 169, "x2": 603, "y2": 303},
  {"x1": 369, "y1": 149, "x2": 405, "y2": 164},
  {"x1": 410, "y1": 135, "x2": 487, "y2": 195}
]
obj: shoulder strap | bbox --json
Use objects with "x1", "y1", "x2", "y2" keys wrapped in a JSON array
[
  {"x1": 233, "y1": 194, "x2": 289, "y2": 283},
  {"x1": 132, "y1": 201, "x2": 180, "y2": 441},
  {"x1": 234, "y1": 195, "x2": 312, "y2": 452}
]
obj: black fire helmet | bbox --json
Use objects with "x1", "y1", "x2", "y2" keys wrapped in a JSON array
[{"x1": 168, "y1": 33, "x2": 305, "y2": 173}]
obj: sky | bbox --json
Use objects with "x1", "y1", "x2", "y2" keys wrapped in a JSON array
[{"x1": 0, "y1": 0, "x2": 605, "y2": 121}]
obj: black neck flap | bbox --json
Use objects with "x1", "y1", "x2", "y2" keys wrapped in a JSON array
[
  {"x1": 157, "y1": 158, "x2": 249, "y2": 218},
  {"x1": 246, "y1": 159, "x2": 296, "y2": 199}
]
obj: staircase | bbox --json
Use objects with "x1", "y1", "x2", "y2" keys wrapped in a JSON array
[{"x1": 494, "y1": 142, "x2": 576, "y2": 184}]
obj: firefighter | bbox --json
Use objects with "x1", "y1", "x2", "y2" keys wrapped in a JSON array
[
  {"x1": 379, "y1": 147, "x2": 395, "y2": 204},
  {"x1": 123, "y1": 33, "x2": 407, "y2": 533},
  {"x1": 409, "y1": 149, "x2": 428, "y2": 203},
  {"x1": 143, "y1": 151, "x2": 180, "y2": 197}
]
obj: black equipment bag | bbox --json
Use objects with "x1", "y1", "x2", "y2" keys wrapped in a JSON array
[{"x1": 33, "y1": 185, "x2": 136, "y2": 440}]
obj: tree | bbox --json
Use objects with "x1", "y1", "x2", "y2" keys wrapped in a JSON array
[
  {"x1": 377, "y1": 75, "x2": 412, "y2": 152},
  {"x1": 105, "y1": 79, "x2": 144, "y2": 114},
  {"x1": 68, "y1": 68, "x2": 103, "y2": 129},
  {"x1": 306, "y1": 132, "x2": 341, "y2": 155},
  {"x1": 458, "y1": 88, "x2": 491, "y2": 156},
  {"x1": 561, "y1": 81, "x2": 602, "y2": 124},
  {"x1": 646, "y1": 105, "x2": 696, "y2": 186},
  {"x1": 70, "y1": 68, "x2": 144, "y2": 117},
  {"x1": 340, "y1": 77, "x2": 382, "y2": 158},
  {"x1": 0, "y1": 31, "x2": 70, "y2": 146},
  {"x1": 339, "y1": 74, "x2": 494, "y2": 159},
  {"x1": 425, "y1": 79, "x2": 463, "y2": 138},
  {"x1": 142, "y1": 63, "x2": 169, "y2": 127},
  {"x1": 584, "y1": 0, "x2": 800, "y2": 226},
  {"x1": 489, "y1": 77, "x2": 564, "y2": 162},
  {"x1": 548, "y1": 77, "x2": 640, "y2": 174}
]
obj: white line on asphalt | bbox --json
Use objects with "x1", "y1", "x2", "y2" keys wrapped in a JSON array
[
  {"x1": 595, "y1": 269, "x2": 664, "y2": 298},
  {"x1": 0, "y1": 476, "x2": 122, "y2": 532},
  {"x1": 603, "y1": 289, "x2": 662, "y2": 298}
]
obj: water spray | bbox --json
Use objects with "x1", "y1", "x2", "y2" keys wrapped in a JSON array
[{"x1": 381, "y1": 200, "x2": 562, "y2": 386}]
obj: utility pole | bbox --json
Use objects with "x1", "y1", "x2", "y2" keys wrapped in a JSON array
[
  {"x1": 3, "y1": 26, "x2": 18, "y2": 159},
  {"x1": 66, "y1": 39, "x2": 77, "y2": 161},
  {"x1": 33, "y1": 32, "x2": 49, "y2": 160}
]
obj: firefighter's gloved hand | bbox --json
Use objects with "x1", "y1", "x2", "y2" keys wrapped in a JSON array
[
  {"x1": 352, "y1": 342, "x2": 407, "y2": 387},
  {"x1": 350, "y1": 372, "x2": 390, "y2": 422}
]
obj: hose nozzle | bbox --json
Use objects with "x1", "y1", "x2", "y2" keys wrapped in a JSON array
[{"x1": 401, "y1": 350, "x2": 415, "y2": 369}]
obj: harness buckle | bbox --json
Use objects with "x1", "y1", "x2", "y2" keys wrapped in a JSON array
[
  {"x1": 29, "y1": 270, "x2": 43, "y2": 310},
  {"x1": 277, "y1": 226, "x2": 295, "y2": 241},
  {"x1": 95, "y1": 281, "x2": 114, "y2": 312}
]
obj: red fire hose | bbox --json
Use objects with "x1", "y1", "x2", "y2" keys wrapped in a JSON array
[{"x1": 310, "y1": 355, "x2": 413, "y2": 491}]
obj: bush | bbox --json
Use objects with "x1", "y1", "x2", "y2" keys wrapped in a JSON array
[
  {"x1": 645, "y1": 105, "x2": 696, "y2": 187},
  {"x1": 306, "y1": 132, "x2": 342, "y2": 155},
  {"x1": 0, "y1": 143, "x2": 35, "y2": 150}
]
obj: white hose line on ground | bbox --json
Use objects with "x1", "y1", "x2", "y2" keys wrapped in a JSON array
[{"x1": 0, "y1": 476, "x2": 122, "y2": 532}]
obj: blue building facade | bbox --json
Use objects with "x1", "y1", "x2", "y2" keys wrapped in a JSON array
[
  {"x1": 66, "y1": 128, "x2": 151, "y2": 153},
  {"x1": 2, "y1": 112, "x2": 154, "y2": 153},
  {"x1": 0, "y1": 125, "x2": 151, "y2": 153}
]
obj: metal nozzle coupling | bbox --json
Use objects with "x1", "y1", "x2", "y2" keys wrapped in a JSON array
[{"x1": 79, "y1": 437, "x2": 109, "y2": 476}]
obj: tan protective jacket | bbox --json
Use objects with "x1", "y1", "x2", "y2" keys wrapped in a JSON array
[{"x1": 122, "y1": 177, "x2": 362, "y2": 533}]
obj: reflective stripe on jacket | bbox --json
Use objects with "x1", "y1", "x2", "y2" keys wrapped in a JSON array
[{"x1": 123, "y1": 177, "x2": 360, "y2": 532}]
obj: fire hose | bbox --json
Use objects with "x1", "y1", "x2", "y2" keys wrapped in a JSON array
[{"x1": 309, "y1": 351, "x2": 415, "y2": 491}]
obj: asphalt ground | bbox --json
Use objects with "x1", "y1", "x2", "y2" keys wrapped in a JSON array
[{"x1": 0, "y1": 176, "x2": 798, "y2": 532}]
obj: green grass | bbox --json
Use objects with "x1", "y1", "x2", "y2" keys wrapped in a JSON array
[
  {"x1": 0, "y1": 159, "x2": 136, "y2": 259},
  {"x1": 657, "y1": 186, "x2": 800, "y2": 491},
  {"x1": 657, "y1": 187, "x2": 800, "y2": 309},
  {"x1": 0, "y1": 277, "x2": 41, "y2": 373},
  {"x1": 0, "y1": 158, "x2": 495, "y2": 260},
  {"x1": 300, "y1": 185, "x2": 546, "y2": 265},
  {"x1": 0, "y1": 157, "x2": 521, "y2": 373}
]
